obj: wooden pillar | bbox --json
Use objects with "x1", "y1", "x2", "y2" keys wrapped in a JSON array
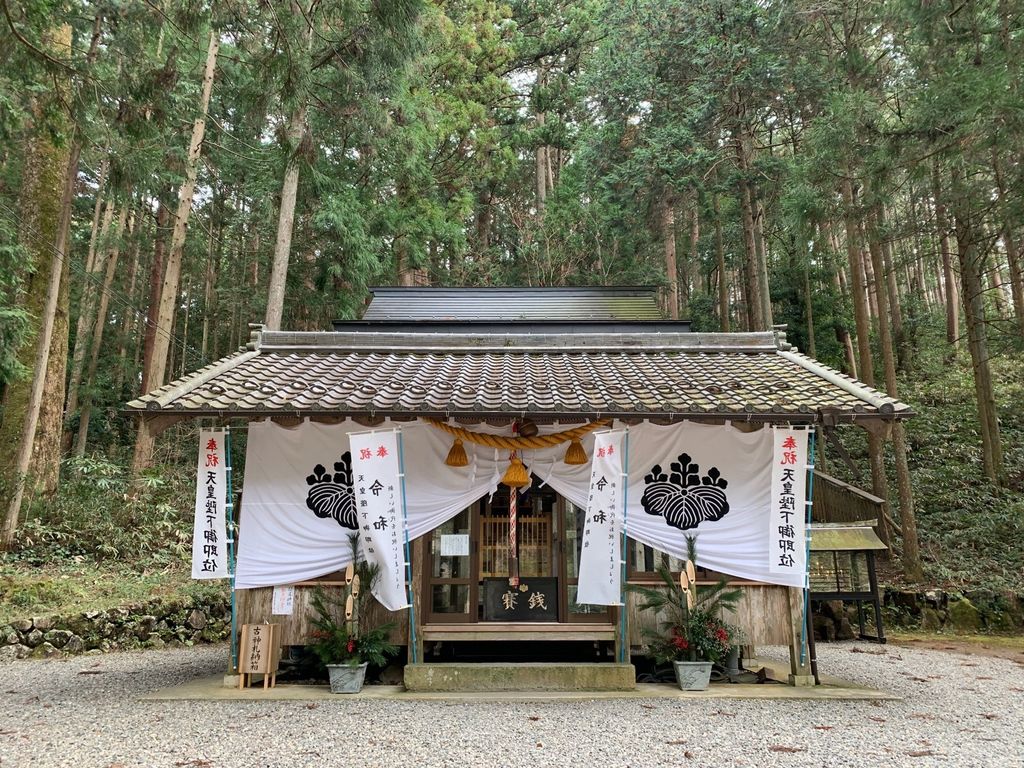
[
  {"x1": 786, "y1": 586, "x2": 814, "y2": 686},
  {"x1": 409, "y1": 534, "x2": 426, "y2": 663}
]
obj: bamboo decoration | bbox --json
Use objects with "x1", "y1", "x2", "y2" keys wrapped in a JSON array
[
  {"x1": 344, "y1": 563, "x2": 354, "y2": 585},
  {"x1": 345, "y1": 594, "x2": 354, "y2": 620},
  {"x1": 683, "y1": 559, "x2": 697, "y2": 610}
]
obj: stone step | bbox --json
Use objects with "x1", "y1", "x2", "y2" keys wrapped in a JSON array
[{"x1": 403, "y1": 662, "x2": 636, "y2": 692}]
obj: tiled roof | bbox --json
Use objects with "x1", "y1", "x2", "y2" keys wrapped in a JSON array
[{"x1": 127, "y1": 329, "x2": 911, "y2": 422}]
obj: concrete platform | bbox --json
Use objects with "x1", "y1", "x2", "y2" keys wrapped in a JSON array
[
  {"x1": 141, "y1": 659, "x2": 899, "y2": 702},
  {"x1": 403, "y1": 662, "x2": 636, "y2": 692}
]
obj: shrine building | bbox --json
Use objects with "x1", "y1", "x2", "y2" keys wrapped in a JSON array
[{"x1": 128, "y1": 286, "x2": 908, "y2": 690}]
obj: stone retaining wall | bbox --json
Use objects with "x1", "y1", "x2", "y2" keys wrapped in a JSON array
[
  {"x1": 0, "y1": 596, "x2": 231, "y2": 661},
  {"x1": 812, "y1": 588, "x2": 1024, "y2": 642}
]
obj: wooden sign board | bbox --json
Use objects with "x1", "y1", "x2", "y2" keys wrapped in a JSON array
[
  {"x1": 483, "y1": 577, "x2": 559, "y2": 622},
  {"x1": 238, "y1": 623, "x2": 282, "y2": 689}
]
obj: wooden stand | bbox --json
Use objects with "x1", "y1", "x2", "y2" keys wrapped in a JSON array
[{"x1": 238, "y1": 623, "x2": 281, "y2": 689}]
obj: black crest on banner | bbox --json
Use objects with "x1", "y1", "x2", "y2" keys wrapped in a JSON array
[
  {"x1": 641, "y1": 452, "x2": 729, "y2": 530},
  {"x1": 305, "y1": 451, "x2": 357, "y2": 530}
]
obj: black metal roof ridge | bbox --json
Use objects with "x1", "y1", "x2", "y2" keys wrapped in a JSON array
[
  {"x1": 366, "y1": 285, "x2": 660, "y2": 294},
  {"x1": 258, "y1": 329, "x2": 776, "y2": 351},
  {"x1": 329, "y1": 319, "x2": 693, "y2": 333}
]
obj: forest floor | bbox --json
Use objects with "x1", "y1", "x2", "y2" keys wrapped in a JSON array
[{"x1": 0, "y1": 560, "x2": 206, "y2": 626}]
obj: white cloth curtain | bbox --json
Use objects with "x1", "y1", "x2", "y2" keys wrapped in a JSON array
[{"x1": 235, "y1": 418, "x2": 806, "y2": 590}]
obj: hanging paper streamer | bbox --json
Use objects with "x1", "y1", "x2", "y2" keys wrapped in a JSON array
[
  {"x1": 769, "y1": 428, "x2": 809, "y2": 578},
  {"x1": 349, "y1": 430, "x2": 409, "y2": 611},
  {"x1": 192, "y1": 429, "x2": 228, "y2": 579},
  {"x1": 577, "y1": 431, "x2": 627, "y2": 605}
]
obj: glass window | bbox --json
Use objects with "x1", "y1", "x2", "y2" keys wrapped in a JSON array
[
  {"x1": 430, "y1": 509, "x2": 472, "y2": 579},
  {"x1": 431, "y1": 584, "x2": 470, "y2": 614}
]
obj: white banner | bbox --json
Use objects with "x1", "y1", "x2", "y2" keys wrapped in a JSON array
[
  {"x1": 577, "y1": 431, "x2": 626, "y2": 605},
  {"x1": 236, "y1": 419, "x2": 808, "y2": 590},
  {"x1": 769, "y1": 428, "x2": 809, "y2": 579},
  {"x1": 192, "y1": 429, "x2": 228, "y2": 579},
  {"x1": 349, "y1": 430, "x2": 409, "y2": 611}
]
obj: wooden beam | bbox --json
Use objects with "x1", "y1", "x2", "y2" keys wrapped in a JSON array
[{"x1": 786, "y1": 587, "x2": 814, "y2": 686}]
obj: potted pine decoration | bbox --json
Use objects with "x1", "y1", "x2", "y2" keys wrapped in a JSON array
[
  {"x1": 631, "y1": 536, "x2": 742, "y2": 691},
  {"x1": 309, "y1": 539, "x2": 396, "y2": 693}
]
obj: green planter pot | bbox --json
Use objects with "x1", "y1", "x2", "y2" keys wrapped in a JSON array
[
  {"x1": 672, "y1": 660, "x2": 713, "y2": 691},
  {"x1": 327, "y1": 662, "x2": 368, "y2": 694}
]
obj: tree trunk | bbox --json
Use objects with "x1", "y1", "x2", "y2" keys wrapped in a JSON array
[
  {"x1": 880, "y1": 211, "x2": 908, "y2": 371},
  {"x1": 264, "y1": 101, "x2": 306, "y2": 331},
  {"x1": 115, "y1": 207, "x2": 141, "y2": 396},
  {"x1": 753, "y1": 198, "x2": 773, "y2": 328},
  {"x1": 200, "y1": 203, "x2": 220, "y2": 362},
  {"x1": 65, "y1": 198, "x2": 114, "y2": 428},
  {"x1": 661, "y1": 195, "x2": 679, "y2": 320},
  {"x1": 264, "y1": 4, "x2": 313, "y2": 331},
  {"x1": 992, "y1": 152, "x2": 1024, "y2": 335},
  {"x1": 950, "y1": 162, "x2": 1004, "y2": 484},
  {"x1": 132, "y1": 29, "x2": 219, "y2": 475},
  {"x1": 714, "y1": 194, "x2": 729, "y2": 331},
  {"x1": 74, "y1": 205, "x2": 126, "y2": 457},
  {"x1": 803, "y1": 261, "x2": 816, "y2": 359},
  {"x1": 841, "y1": 179, "x2": 874, "y2": 387},
  {"x1": 1, "y1": 24, "x2": 75, "y2": 548},
  {"x1": 867, "y1": 207, "x2": 923, "y2": 580},
  {"x1": 683, "y1": 195, "x2": 699, "y2": 318},
  {"x1": 140, "y1": 199, "x2": 169, "y2": 394},
  {"x1": 932, "y1": 161, "x2": 959, "y2": 349},
  {"x1": 735, "y1": 130, "x2": 764, "y2": 331}
]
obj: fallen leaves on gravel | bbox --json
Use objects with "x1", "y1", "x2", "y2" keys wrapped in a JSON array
[
  {"x1": 710, "y1": 710, "x2": 736, "y2": 717},
  {"x1": 528, "y1": 715, "x2": 541, "y2": 721},
  {"x1": 869, "y1": 716, "x2": 887, "y2": 723},
  {"x1": 666, "y1": 739, "x2": 687, "y2": 745},
  {"x1": 78, "y1": 670, "x2": 105, "y2": 675},
  {"x1": 174, "y1": 760, "x2": 214, "y2": 767},
  {"x1": 849, "y1": 647, "x2": 886, "y2": 655},
  {"x1": 980, "y1": 713, "x2": 1000, "y2": 720},
  {"x1": 812, "y1": 725, "x2": 833, "y2": 731},
  {"x1": 907, "y1": 750, "x2": 937, "y2": 757},
  {"x1": 769, "y1": 745, "x2": 805, "y2": 753}
]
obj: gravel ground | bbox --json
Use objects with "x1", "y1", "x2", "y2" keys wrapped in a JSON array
[{"x1": 1, "y1": 642, "x2": 1022, "y2": 768}]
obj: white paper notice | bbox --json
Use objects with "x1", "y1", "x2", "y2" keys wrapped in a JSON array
[
  {"x1": 349, "y1": 430, "x2": 409, "y2": 611},
  {"x1": 440, "y1": 534, "x2": 470, "y2": 557},
  {"x1": 769, "y1": 428, "x2": 809, "y2": 579},
  {"x1": 576, "y1": 431, "x2": 627, "y2": 605},
  {"x1": 271, "y1": 585, "x2": 295, "y2": 615},
  {"x1": 192, "y1": 429, "x2": 228, "y2": 580}
]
